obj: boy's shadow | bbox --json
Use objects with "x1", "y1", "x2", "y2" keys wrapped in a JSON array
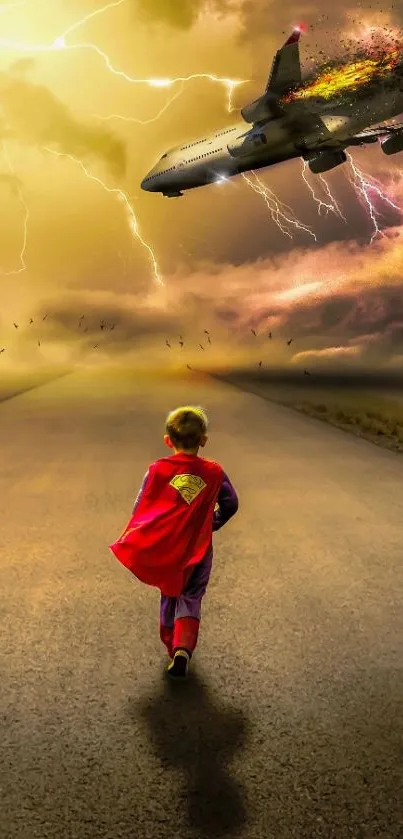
[{"x1": 130, "y1": 668, "x2": 249, "y2": 837}]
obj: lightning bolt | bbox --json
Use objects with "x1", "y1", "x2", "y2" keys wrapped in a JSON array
[
  {"x1": 0, "y1": 141, "x2": 28, "y2": 276},
  {"x1": 57, "y1": 0, "x2": 128, "y2": 41},
  {"x1": 0, "y1": 0, "x2": 246, "y2": 115},
  {"x1": 346, "y1": 152, "x2": 403, "y2": 243},
  {"x1": 43, "y1": 147, "x2": 162, "y2": 286},
  {"x1": 301, "y1": 160, "x2": 346, "y2": 221},
  {"x1": 91, "y1": 77, "x2": 241, "y2": 123},
  {"x1": 242, "y1": 171, "x2": 317, "y2": 241},
  {"x1": 318, "y1": 174, "x2": 347, "y2": 222},
  {"x1": 92, "y1": 82, "x2": 186, "y2": 125}
]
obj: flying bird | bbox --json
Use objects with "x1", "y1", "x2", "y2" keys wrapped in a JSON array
[
  {"x1": 100, "y1": 321, "x2": 106, "y2": 331},
  {"x1": 251, "y1": 329, "x2": 257, "y2": 336},
  {"x1": 268, "y1": 332, "x2": 272, "y2": 339},
  {"x1": 166, "y1": 339, "x2": 171, "y2": 348},
  {"x1": 110, "y1": 324, "x2": 115, "y2": 330},
  {"x1": 37, "y1": 340, "x2": 41, "y2": 347},
  {"x1": 258, "y1": 360, "x2": 262, "y2": 367},
  {"x1": 179, "y1": 335, "x2": 184, "y2": 348},
  {"x1": 199, "y1": 344, "x2": 205, "y2": 350},
  {"x1": 29, "y1": 318, "x2": 33, "y2": 324},
  {"x1": 204, "y1": 329, "x2": 210, "y2": 336},
  {"x1": 207, "y1": 335, "x2": 211, "y2": 344},
  {"x1": 42, "y1": 314, "x2": 48, "y2": 320},
  {"x1": 13, "y1": 322, "x2": 18, "y2": 329},
  {"x1": 187, "y1": 364, "x2": 192, "y2": 370},
  {"x1": 0, "y1": 348, "x2": 5, "y2": 353},
  {"x1": 304, "y1": 369, "x2": 311, "y2": 376},
  {"x1": 92, "y1": 344, "x2": 99, "y2": 349},
  {"x1": 287, "y1": 338, "x2": 293, "y2": 346}
]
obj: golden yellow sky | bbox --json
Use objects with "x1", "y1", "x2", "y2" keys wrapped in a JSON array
[{"x1": 1, "y1": 0, "x2": 403, "y2": 376}]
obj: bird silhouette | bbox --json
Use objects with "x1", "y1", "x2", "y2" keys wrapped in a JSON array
[
  {"x1": 187, "y1": 364, "x2": 192, "y2": 370},
  {"x1": 110, "y1": 324, "x2": 115, "y2": 330},
  {"x1": 287, "y1": 338, "x2": 293, "y2": 346},
  {"x1": 199, "y1": 344, "x2": 205, "y2": 350},
  {"x1": 29, "y1": 318, "x2": 33, "y2": 324},
  {"x1": 207, "y1": 335, "x2": 211, "y2": 344},
  {"x1": 92, "y1": 344, "x2": 99, "y2": 349},
  {"x1": 42, "y1": 314, "x2": 48, "y2": 320},
  {"x1": 179, "y1": 335, "x2": 184, "y2": 348},
  {"x1": 251, "y1": 329, "x2": 257, "y2": 336},
  {"x1": 100, "y1": 321, "x2": 106, "y2": 330},
  {"x1": 204, "y1": 329, "x2": 210, "y2": 336},
  {"x1": 268, "y1": 332, "x2": 272, "y2": 339},
  {"x1": 37, "y1": 340, "x2": 41, "y2": 347},
  {"x1": 13, "y1": 322, "x2": 18, "y2": 329},
  {"x1": 258, "y1": 360, "x2": 262, "y2": 367},
  {"x1": 0, "y1": 348, "x2": 5, "y2": 353},
  {"x1": 166, "y1": 339, "x2": 171, "y2": 348},
  {"x1": 304, "y1": 369, "x2": 311, "y2": 376}
]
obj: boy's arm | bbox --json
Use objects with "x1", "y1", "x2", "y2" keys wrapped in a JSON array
[
  {"x1": 213, "y1": 472, "x2": 238, "y2": 532},
  {"x1": 132, "y1": 470, "x2": 150, "y2": 514}
]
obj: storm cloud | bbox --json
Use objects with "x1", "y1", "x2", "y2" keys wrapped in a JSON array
[
  {"x1": 0, "y1": 73, "x2": 127, "y2": 178},
  {"x1": 2, "y1": 1, "x2": 403, "y2": 378},
  {"x1": 134, "y1": 0, "x2": 232, "y2": 29},
  {"x1": 0, "y1": 172, "x2": 22, "y2": 193}
]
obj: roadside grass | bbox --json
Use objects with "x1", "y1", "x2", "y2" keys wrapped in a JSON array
[{"x1": 213, "y1": 373, "x2": 403, "y2": 453}]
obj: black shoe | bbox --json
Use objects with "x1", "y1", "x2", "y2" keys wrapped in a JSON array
[{"x1": 166, "y1": 649, "x2": 190, "y2": 678}]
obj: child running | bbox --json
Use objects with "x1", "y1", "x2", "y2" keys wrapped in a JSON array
[{"x1": 109, "y1": 405, "x2": 238, "y2": 678}]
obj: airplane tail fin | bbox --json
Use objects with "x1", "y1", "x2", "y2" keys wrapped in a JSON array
[
  {"x1": 265, "y1": 29, "x2": 302, "y2": 96},
  {"x1": 240, "y1": 29, "x2": 303, "y2": 124}
]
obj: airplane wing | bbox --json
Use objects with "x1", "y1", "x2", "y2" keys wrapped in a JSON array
[
  {"x1": 311, "y1": 123, "x2": 403, "y2": 151},
  {"x1": 265, "y1": 30, "x2": 302, "y2": 95},
  {"x1": 351, "y1": 124, "x2": 403, "y2": 141}
]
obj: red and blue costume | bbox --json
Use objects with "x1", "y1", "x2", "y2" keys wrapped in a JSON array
[{"x1": 109, "y1": 452, "x2": 238, "y2": 657}]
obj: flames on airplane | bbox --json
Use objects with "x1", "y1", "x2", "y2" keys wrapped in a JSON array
[{"x1": 282, "y1": 45, "x2": 403, "y2": 103}]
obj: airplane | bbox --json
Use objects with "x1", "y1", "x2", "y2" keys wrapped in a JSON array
[{"x1": 141, "y1": 27, "x2": 403, "y2": 198}]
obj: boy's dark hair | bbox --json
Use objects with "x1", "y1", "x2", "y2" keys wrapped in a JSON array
[{"x1": 166, "y1": 406, "x2": 208, "y2": 450}]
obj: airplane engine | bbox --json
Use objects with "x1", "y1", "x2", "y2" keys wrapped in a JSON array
[
  {"x1": 227, "y1": 133, "x2": 268, "y2": 158},
  {"x1": 308, "y1": 150, "x2": 347, "y2": 174},
  {"x1": 381, "y1": 133, "x2": 403, "y2": 155}
]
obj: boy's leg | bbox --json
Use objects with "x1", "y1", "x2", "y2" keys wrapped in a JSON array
[
  {"x1": 173, "y1": 547, "x2": 213, "y2": 658},
  {"x1": 160, "y1": 595, "x2": 176, "y2": 657}
]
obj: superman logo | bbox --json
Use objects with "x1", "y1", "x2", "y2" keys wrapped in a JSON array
[{"x1": 170, "y1": 473, "x2": 207, "y2": 505}]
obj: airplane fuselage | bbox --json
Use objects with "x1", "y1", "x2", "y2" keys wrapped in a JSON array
[{"x1": 141, "y1": 68, "x2": 403, "y2": 197}]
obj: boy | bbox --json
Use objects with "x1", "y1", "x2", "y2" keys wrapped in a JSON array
[{"x1": 109, "y1": 406, "x2": 238, "y2": 679}]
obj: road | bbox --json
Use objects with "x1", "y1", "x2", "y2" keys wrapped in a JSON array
[{"x1": 1, "y1": 367, "x2": 403, "y2": 839}]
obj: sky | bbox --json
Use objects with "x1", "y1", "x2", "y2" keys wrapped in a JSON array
[{"x1": 1, "y1": 0, "x2": 403, "y2": 376}]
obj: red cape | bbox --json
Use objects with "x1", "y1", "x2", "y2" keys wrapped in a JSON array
[{"x1": 109, "y1": 453, "x2": 224, "y2": 597}]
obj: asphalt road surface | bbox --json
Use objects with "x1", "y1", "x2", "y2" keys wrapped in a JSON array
[{"x1": 1, "y1": 367, "x2": 403, "y2": 839}]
